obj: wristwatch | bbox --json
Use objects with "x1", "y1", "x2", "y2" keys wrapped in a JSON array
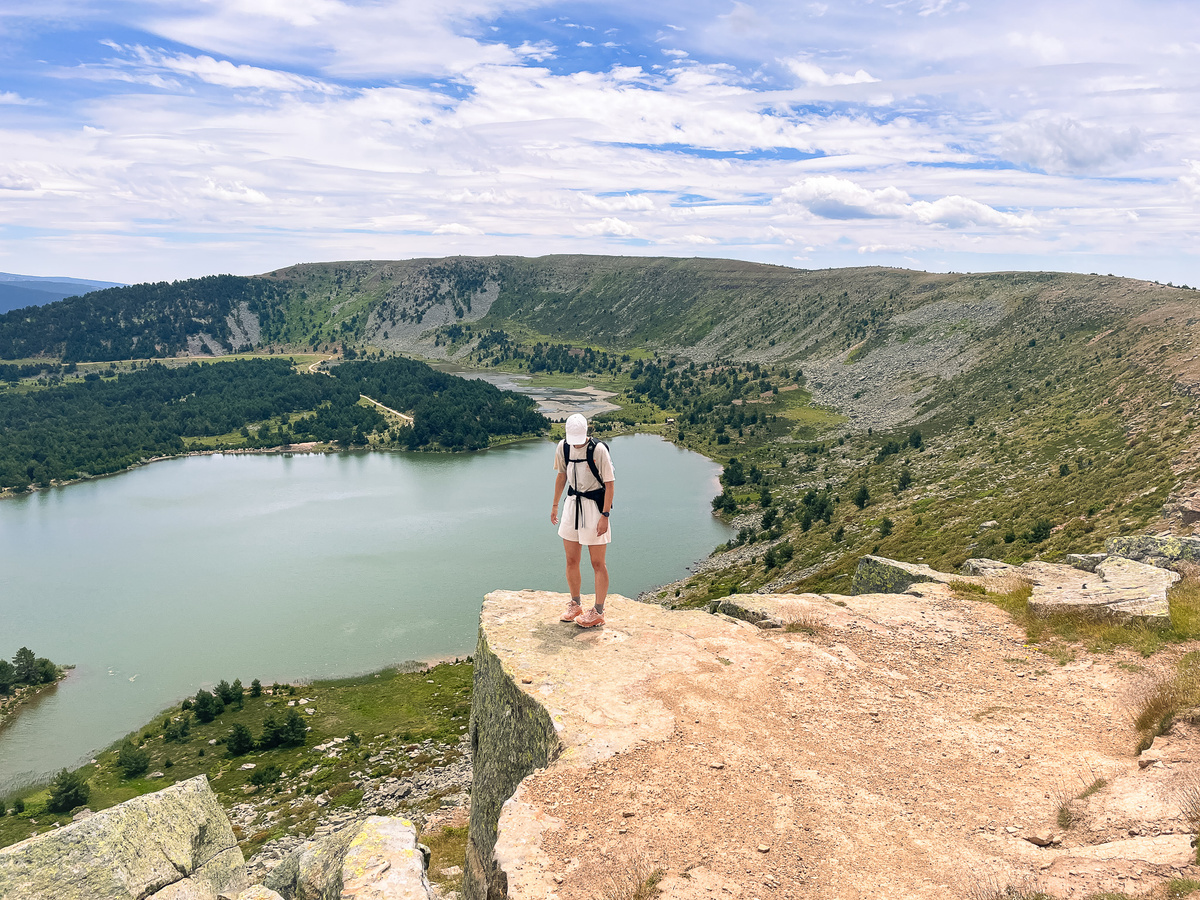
[{"x1": 601, "y1": 511, "x2": 610, "y2": 517}]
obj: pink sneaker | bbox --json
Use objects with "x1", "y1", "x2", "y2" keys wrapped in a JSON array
[
  {"x1": 560, "y1": 600, "x2": 583, "y2": 622},
  {"x1": 576, "y1": 607, "x2": 605, "y2": 628}
]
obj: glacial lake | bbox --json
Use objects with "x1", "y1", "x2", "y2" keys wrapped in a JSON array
[{"x1": 0, "y1": 434, "x2": 729, "y2": 794}]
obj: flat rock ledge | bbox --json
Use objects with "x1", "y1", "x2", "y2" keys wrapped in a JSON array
[
  {"x1": 467, "y1": 588, "x2": 1200, "y2": 900},
  {"x1": 854, "y1": 552, "x2": 1177, "y2": 625}
]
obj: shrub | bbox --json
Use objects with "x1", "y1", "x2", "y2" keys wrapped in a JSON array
[
  {"x1": 117, "y1": 741, "x2": 150, "y2": 779},
  {"x1": 1025, "y1": 519, "x2": 1053, "y2": 543},
  {"x1": 879, "y1": 517, "x2": 894, "y2": 537},
  {"x1": 853, "y1": 485, "x2": 870, "y2": 509},
  {"x1": 47, "y1": 768, "x2": 89, "y2": 813},
  {"x1": 249, "y1": 765, "x2": 282, "y2": 786},
  {"x1": 227, "y1": 723, "x2": 255, "y2": 757}
]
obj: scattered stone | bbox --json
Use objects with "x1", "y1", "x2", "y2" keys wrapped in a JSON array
[
  {"x1": 758, "y1": 845, "x2": 771, "y2": 853},
  {"x1": 621, "y1": 811, "x2": 635, "y2": 818},
  {"x1": 1026, "y1": 831, "x2": 1055, "y2": 847},
  {"x1": 520, "y1": 677, "x2": 532, "y2": 684},
  {"x1": 709, "y1": 762, "x2": 725, "y2": 770}
]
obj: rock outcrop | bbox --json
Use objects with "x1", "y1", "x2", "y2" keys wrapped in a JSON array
[
  {"x1": 0, "y1": 776, "x2": 248, "y2": 900},
  {"x1": 264, "y1": 816, "x2": 433, "y2": 900},
  {"x1": 467, "y1": 586, "x2": 1200, "y2": 900},
  {"x1": 854, "y1": 551, "x2": 1178, "y2": 625},
  {"x1": 1107, "y1": 534, "x2": 1200, "y2": 566}
]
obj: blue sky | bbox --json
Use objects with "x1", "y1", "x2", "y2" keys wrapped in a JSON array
[{"x1": 0, "y1": 0, "x2": 1198, "y2": 284}]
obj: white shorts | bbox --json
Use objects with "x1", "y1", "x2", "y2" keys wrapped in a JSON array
[{"x1": 558, "y1": 496, "x2": 612, "y2": 546}]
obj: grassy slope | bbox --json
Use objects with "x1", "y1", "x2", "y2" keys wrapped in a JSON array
[{"x1": 0, "y1": 662, "x2": 471, "y2": 856}]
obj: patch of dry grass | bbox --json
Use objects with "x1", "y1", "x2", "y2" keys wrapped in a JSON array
[
  {"x1": 599, "y1": 854, "x2": 664, "y2": 900},
  {"x1": 1168, "y1": 566, "x2": 1200, "y2": 638},
  {"x1": 1133, "y1": 652, "x2": 1200, "y2": 752},
  {"x1": 421, "y1": 825, "x2": 468, "y2": 895},
  {"x1": 777, "y1": 601, "x2": 827, "y2": 636},
  {"x1": 964, "y1": 873, "x2": 1053, "y2": 900}
]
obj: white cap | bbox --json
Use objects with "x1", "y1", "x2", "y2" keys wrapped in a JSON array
[{"x1": 565, "y1": 413, "x2": 588, "y2": 444}]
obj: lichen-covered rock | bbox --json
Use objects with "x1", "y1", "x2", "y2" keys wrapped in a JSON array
[
  {"x1": 465, "y1": 594, "x2": 563, "y2": 900},
  {"x1": 1065, "y1": 553, "x2": 1108, "y2": 572},
  {"x1": 263, "y1": 817, "x2": 432, "y2": 900},
  {"x1": 342, "y1": 817, "x2": 433, "y2": 899},
  {"x1": 851, "y1": 555, "x2": 965, "y2": 594},
  {"x1": 0, "y1": 775, "x2": 247, "y2": 900},
  {"x1": 220, "y1": 886, "x2": 286, "y2": 900},
  {"x1": 1107, "y1": 534, "x2": 1200, "y2": 566}
]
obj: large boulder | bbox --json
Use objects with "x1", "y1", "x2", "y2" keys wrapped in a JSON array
[
  {"x1": 1106, "y1": 534, "x2": 1200, "y2": 566},
  {"x1": 264, "y1": 816, "x2": 433, "y2": 900},
  {"x1": 851, "y1": 554, "x2": 970, "y2": 594},
  {"x1": 0, "y1": 775, "x2": 247, "y2": 900}
]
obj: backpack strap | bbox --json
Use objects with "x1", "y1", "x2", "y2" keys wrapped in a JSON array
[{"x1": 584, "y1": 438, "x2": 606, "y2": 487}]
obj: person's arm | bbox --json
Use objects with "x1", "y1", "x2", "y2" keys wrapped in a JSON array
[
  {"x1": 551, "y1": 471, "x2": 567, "y2": 525},
  {"x1": 596, "y1": 479, "x2": 614, "y2": 536}
]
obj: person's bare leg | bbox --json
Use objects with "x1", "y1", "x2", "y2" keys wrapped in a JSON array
[
  {"x1": 563, "y1": 539, "x2": 583, "y2": 601},
  {"x1": 588, "y1": 543, "x2": 608, "y2": 610}
]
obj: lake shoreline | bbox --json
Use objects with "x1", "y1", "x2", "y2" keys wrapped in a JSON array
[
  {"x1": 0, "y1": 671, "x2": 69, "y2": 736},
  {"x1": 0, "y1": 432, "x2": 553, "y2": 501}
]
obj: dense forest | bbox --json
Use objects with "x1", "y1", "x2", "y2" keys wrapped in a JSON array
[
  {"x1": 0, "y1": 357, "x2": 547, "y2": 491},
  {"x1": 0, "y1": 275, "x2": 288, "y2": 361}
]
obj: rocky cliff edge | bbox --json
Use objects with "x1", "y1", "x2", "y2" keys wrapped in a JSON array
[{"x1": 467, "y1": 580, "x2": 1200, "y2": 900}]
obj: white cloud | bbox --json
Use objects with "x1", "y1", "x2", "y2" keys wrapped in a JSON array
[
  {"x1": 785, "y1": 59, "x2": 878, "y2": 87},
  {"x1": 0, "y1": 172, "x2": 38, "y2": 191},
  {"x1": 1002, "y1": 115, "x2": 1143, "y2": 174},
  {"x1": 1182, "y1": 160, "x2": 1200, "y2": 201},
  {"x1": 0, "y1": 91, "x2": 39, "y2": 105},
  {"x1": 515, "y1": 40, "x2": 557, "y2": 61},
  {"x1": 197, "y1": 179, "x2": 271, "y2": 205},
  {"x1": 779, "y1": 176, "x2": 1036, "y2": 230},
  {"x1": 778, "y1": 176, "x2": 910, "y2": 219},
  {"x1": 910, "y1": 196, "x2": 1036, "y2": 229},
  {"x1": 433, "y1": 223, "x2": 484, "y2": 235},
  {"x1": 1007, "y1": 30, "x2": 1067, "y2": 63},
  {"x1": 104, "y1": 44, "x2": 340, "y2": 93},
  {"x1": 577, "y1": 216, "x2": 638, "y2": 236},
  {"x1": 584, "y1": 193, "x2": 656, "y2": 212}
]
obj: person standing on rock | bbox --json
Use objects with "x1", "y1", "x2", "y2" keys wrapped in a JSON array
[{"x1": 551, "y1": 413, "x2": 615, "y2": 628}]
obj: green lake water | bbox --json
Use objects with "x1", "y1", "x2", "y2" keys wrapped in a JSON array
[{"x1": 0, "y1": 434, "x2": 729, "y2": 794}]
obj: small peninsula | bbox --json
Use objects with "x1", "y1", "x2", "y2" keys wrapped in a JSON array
[{"x1": 0, "y1": 648, "x2": 68, "y2": 732}]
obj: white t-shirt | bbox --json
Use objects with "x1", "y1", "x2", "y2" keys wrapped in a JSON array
[{"x1": 553, "y1": 439, "x2": 615, "y2": 492}]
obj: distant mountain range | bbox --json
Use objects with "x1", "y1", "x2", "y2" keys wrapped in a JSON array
[{"x1": 0, "y1": 273, "x2": 125, "y2": 315}]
